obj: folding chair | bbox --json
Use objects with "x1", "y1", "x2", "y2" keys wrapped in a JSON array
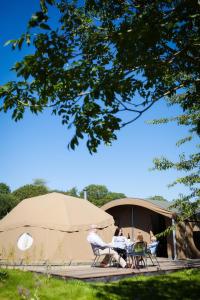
[
  {"x1": 90, "y1": 244, "x2": 113, "y2": 267},
  {"x1": 129, "y1": 242, "x2": 147, "y2": 269},
  {"x1": 146, "y1": 241, "x2": 160, "y2": 268},
  {"x1": 126, "y1": 243, "x2": 134, "y2": 266}
]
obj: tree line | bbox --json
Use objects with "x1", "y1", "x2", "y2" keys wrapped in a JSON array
[
  {"x1": 0, "y1": 180, "x2": 167, "y2": 220},
  {"x1": 0, "y1": 180, "x2": 127, "y2": 219}
]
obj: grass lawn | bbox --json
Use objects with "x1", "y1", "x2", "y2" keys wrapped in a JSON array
[{"x1": 0, "y1": 268, "x2": 200, "y2": 300}]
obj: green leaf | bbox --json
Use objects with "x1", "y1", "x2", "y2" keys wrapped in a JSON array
[
  {"x1": 46, "y1": 0, "x2": 55, "y2": 4},
  {"x1": 39, "y1": 23, "x2": 51, "y2": 30},
  {"x1": 4, "y1": 40, "x2": 16, "y2": 47},
  {"x1": 18, "y1": 37, "x2": 25, "y2": 50},
  {"x1": 40, "y1": 0, "x2": 47, "y2": 13},
  {"x1": 26, "y1": 34, "x2": 31, "y2": 45}
]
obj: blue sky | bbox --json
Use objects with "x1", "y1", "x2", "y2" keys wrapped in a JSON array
[{"x1": 0, "y1": 1, "x2": 197, "y2": 200}]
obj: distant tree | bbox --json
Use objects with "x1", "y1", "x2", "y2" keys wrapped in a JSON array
[
  {"x1": 0, "y1": 183, "x2": 11, "y2": 194},
  {"x1": 80, "y1": 184, "x2": 126, "y2": 206},
  {"x1": 33, "y1": 178, "x2": 47, "y2": 186},
  {"x1": 12, "y1": 184, "x2": 48, "y2": 202},
  {"x1": 149, "y1": 195, "x2": 167, "y2": 202},
  {"x1": 104, "y1": 192, "x2": 126, "y2": 202},
  {"x1": 0, "y1": 193, "x2": 18, "y2": 219},
  {"x1": 0, "y1": 182, "x2": 17, "y2": 219},
  {"x1": 80, "y1": 184, "x2": 108, "y2": 204},
  {"x1": 50, "y1": 189, "x2": 65, "y2": 193},
  {"x1": 65, "y1": 187, "x2": 79, "y2": 197}
]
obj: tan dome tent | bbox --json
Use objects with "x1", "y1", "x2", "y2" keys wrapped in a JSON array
[
  {"x1": 101, "y1": 198, "x2": 200, "y2": 260},
  {"x1": 0, "y1": 192, "x2": 115, "y2": 265}
]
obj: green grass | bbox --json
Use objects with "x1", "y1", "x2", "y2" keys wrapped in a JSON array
[{"x1": 0, "y1": 268, "x2": 200, "y2": 300}]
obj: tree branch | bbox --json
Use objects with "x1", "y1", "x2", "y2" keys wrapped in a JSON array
[{"x1": 15, "y1": 90, "x2": 91, "y2": 109}]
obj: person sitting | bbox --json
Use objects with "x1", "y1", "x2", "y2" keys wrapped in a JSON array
[
  {"x1": 149, "y1": 230, "x2": 157, "y2": 242},
  {"x1": 147, "y1": 233, "x2": 158, "y2": 255},
  {"x1": 136, "y1": 232, "x2": 144, "y2": 242},
  {"x1": 87, "y1": 224, "x2": 128, "y2": 268},
  {"x1": 133, "y1": 232, "x2": 147, "y2": 267},
  {"x1": 111, "y1": 227, "x2": 130, "y2": 261}
]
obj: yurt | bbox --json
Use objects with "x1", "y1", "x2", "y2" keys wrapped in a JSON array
[
  {"x1": 101, "y1": 198, "x2": 200, "y2": 260},
  {"x1": 0, "y1": 192, "x2": 115, "y2": 265}
]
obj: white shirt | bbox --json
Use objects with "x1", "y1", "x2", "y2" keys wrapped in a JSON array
[
  {"x1": 147, "y1": 241, "x2": 158, "y2": 254},
  {"x1": 87, "y1": 231, "x2": 110, "y2": 248},
  {"x1": 112, "y1": 236, "x2": 130, "y2": 249}
]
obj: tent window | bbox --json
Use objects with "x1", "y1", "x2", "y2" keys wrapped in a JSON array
[{"x1": 17, "y1": 233, "x2": 33, "y2": 251}]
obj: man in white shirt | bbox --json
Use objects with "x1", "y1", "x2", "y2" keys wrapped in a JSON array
[{"x1": 87, "y1": 224, "x2": 127, "y2": 268}]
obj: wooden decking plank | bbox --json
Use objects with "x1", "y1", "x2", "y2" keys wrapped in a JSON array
[{"x1": 1, "y1": 258, "x2": 200, "y2": 282}]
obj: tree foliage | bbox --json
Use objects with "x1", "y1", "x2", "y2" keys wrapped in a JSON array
[
  {"x1": 0, "y1": 0, "x2": 199, "y2": 153},
  {"x1": 0, "y1": 0, "x2": 199, "y2": 218},
  {"x1": 0, "y1": 194, "x2": 18, "y2": 219},
  {"x1": 33, "y1": 178, "x2": 47, "y2": 186},
  {"x1": 0, "y1": 183, "x2": 11, "y2": 194},
  {"x1": 149, "y1": 195, "x2": 168, "y2": 202},
  {"x1": 104, "y1": 192, "x2": 126, "y2": 202},
  {"x1": 0, "y1": 183, "x2": 17, "y2": 219},
  {"x1": 149, "y1": 87, "x2": 200, "y2": 221},
  {"x1": 80, "y1": 184, "x2": 126, "y2": 206},
  {"x1": 65, "y1": 186, "x2": 79, "y2": 197},
  {"x1": 12, "y1": 184, "x2": 49, "y2": 202}
]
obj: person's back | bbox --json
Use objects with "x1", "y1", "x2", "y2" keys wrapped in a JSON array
[
  {"x1": 112, "y1": 235, "x2": 128, "y2": 249},
  {"x1": 111, "y1": 227, "x2": 130, "y2": 261},
  {"x1": 147, "y1": 233, "x2": 158, "y2": 255},
  {"x1": 148, "y1": 241, "x2": 159, "y2": 255}
]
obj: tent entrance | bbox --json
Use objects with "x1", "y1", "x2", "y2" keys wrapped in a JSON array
[{"x1": 151, "y1": 213, "x2": 168, "y2": 257}]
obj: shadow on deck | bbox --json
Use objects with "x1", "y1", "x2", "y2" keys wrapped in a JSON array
[{"x1": 1, "y1": 257, "x2": 200, "y2": 282}]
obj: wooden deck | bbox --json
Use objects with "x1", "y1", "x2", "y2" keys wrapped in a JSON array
[{"x1": 3, "y1": 258, "x2": 200, "y2": 282}]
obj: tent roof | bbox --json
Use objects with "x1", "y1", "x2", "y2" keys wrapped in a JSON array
[
  {"x1": 101, "y1": 198, "x2": 175, "y2": 218},
  {"x1": 0, "y1": 192, "x2": 114, "y2": 232}
]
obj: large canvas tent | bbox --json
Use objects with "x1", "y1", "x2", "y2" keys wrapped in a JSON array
[
  {"x1": 0, "y1": 192, "x2": 115, "y2": 264},
  {"x1": 101, "y1": 198, "x2": 200, "y2": 259}
]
